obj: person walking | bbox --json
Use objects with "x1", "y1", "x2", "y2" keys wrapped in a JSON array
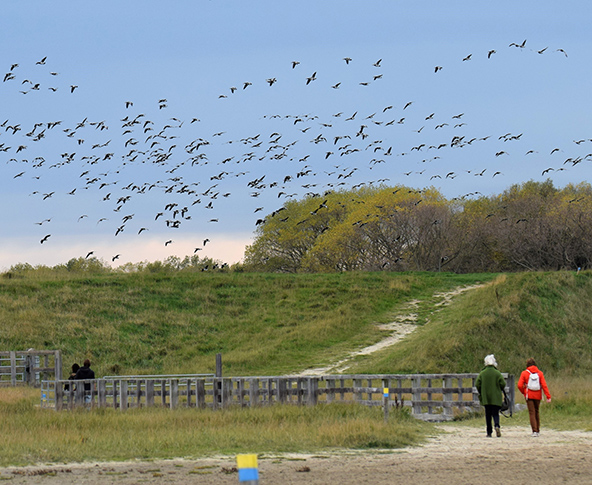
[
  {"x1": 475, "y1": 354, "x2": 506, "y2": 438},
  {"x1": 517, "y1": 358, "x2": 551, "y2": 437}
]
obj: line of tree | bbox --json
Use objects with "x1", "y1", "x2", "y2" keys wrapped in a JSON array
[
  {"x1": 243, "y1": 180, "x2": 592, "y2": 273},
  {"x1": 3, "y1": 255, "x2": 231, "y2": 278}
]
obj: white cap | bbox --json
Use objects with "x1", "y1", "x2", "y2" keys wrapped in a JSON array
[{"x1": 484, "y1": 354, "x2": 498, "y2": 367}]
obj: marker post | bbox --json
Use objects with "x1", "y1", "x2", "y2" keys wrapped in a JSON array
[
  {"x1": 237, "y1": 454, "x2": 259, "y2": 484},
  {"x1": 383, "y1": 387, "x2": 389, "y2": 423}
]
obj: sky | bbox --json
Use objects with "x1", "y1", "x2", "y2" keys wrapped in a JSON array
[{"x1": 1, "y1": 1, "x2": 591, "y2": 271}]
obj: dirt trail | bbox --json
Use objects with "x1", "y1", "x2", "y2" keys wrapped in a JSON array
[
  {"x1": 299, "y1": 284, "x2": 484, "y2": 375},
  {"x1": 2, "y1": 425, "x2": 591, "y2": 484}
]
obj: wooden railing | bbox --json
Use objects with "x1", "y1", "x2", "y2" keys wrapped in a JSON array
[
  {"x1": 0, "y1": 350, "x2": 62, "y2": 387},
  {"x1": 42, "y1": 373, "x2": 514, "y2": 421}
]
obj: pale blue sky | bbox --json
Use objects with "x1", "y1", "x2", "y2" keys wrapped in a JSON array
[{"x1": 1, "y1": 1, "x2": 590, "y2": 269}]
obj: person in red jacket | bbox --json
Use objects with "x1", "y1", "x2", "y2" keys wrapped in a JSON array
[{"x1": 517, "y1": 358, "x2": 551, "y2": 437}]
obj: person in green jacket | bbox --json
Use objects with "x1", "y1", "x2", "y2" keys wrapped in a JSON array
[{"x1": 475, "y1": 354, "x2": 506, "y2": 438}]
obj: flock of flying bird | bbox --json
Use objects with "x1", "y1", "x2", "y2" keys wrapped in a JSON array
[{"x1": 2, "y1": 40, "x2": 590, "y2": 265}]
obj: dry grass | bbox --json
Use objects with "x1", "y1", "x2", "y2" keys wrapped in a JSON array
[{"x1": 0, "y1": 388, "x2": 428, "y2": 466}]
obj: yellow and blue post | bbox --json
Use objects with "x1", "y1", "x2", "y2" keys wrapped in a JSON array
[{"x1": 237, "y1": 454, "x2": 259, "y2": 484}]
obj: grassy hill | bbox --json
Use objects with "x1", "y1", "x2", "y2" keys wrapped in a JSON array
[
  {"x1": 2, "y1": 269, "x2": 592, "y2": 466},
  {"x1": 350, "y1": 271, "x2": 592, "y2": 377},
  {"x1": 1, "y1": 269, "x2": 590, "y2": 378}
]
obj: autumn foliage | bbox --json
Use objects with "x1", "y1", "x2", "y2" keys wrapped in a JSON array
[{"x1": 244, "y1": 180, "x2": 592, "y2": 273}]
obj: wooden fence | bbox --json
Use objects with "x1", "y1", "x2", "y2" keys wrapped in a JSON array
[
  {"x1": 42, "y1": 373, "x2": 515, "y2": 421},
  {"x1": 0, "y1": 350, "x2": 62, "y2": 387}
]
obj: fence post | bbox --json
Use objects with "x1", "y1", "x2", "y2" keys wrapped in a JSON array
[
  {"x1": 296, "y1": 378, "x2": 304, "y2": 405},
  {"x1": 382, "y1": 378, "x2": 390, "y2": 423},
  {"x1": 306, "y1": 378, "x2": 318, "y2": 406},
  {"x1": 215, "y1": 353, "x2": 223, "y2": 407},
  {"x1": 236, "y1": 378, "x2": 245, "y2": 407},
  {"x1": 249, "y1": 378, "x2": 259, "y2": 408},
  {"x1": 326, "y1": 378, "x2": 335, "y2": 404},
  {"x1": 75, "y1": 382, "x2": 85, "y2": 407},
  {"x1": 222, "y1": 378, "x2": 232, "y2": 408},
  {"x1": 277, "y1": 378, "x2": 287, "y2": 404},
  {"x1": 112, "y1": 380, "x2": 119, "y2": 409},
  {"x1": 185, "y1": 379, "x2": 192, "y2": 407},
  {"x1": 412, "y1": 376, "x2": 422, "y2": 415},
  {"x1": 120, "y1": 380, "x2": 128, "y2": 411},
  {"x1": 133, "y1": 379, "x2": 141, "y2": 407},
  {"x1": 54, "y1": 351, "x2": 62, "y2": 380},
  {"x1": 10, "y1": 351, "x2": 17, "y2": 386},
  {"x1": 24, "y1": 354, "x2": 33, "y2": 386},
  {"x1": 55, "y1": 382, "x2": 63, "y2": 411},
  {"x1": 170, "y1": 379, "x2": 179, "y2": 409},
  {"x1": 354, "y1": 377, "x2": 362, "y2": 403},
  {"x1": 443, "y1": 376, "x2": 453, "y2": 419},
  {"x1": 472, "y1": 376, "x2": 480, "y2": 405},
  {"x1": 506, "y1": 374, "x2": 515, "y2": 416},
  {"x1": 98, "y1": 380, "x2": 107, "y2": 408},
  {"x1": 146, "y1": 380, "x2": 155, "y2": 407},
  {"x1": 195, "y1": 379, "x2": 205, "y2": 409},
  {"x1": 212, "y1": 378, "x2": 220, "y2": 410}
]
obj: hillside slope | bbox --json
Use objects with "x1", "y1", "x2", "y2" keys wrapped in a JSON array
[
  {"x1": 350, "y1": 271, "x2": 592, "y2": 377},
  {"x1": 0, "y1": 270, "x2": 589, "y2": 378},
  {"x1": 0, "y1": 271, "x2": 486, "y2": 376}
]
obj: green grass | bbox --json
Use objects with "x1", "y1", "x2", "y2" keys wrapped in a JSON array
[
  {"x1": 2, "y1": 269, "x2": 592, "y2": 466},
  {"x1": 0, "y1": 271, "x2": 494, "y2": 377},
  {"x1": 350, "y1": 271, "x2": 592, "y2": 377},
  {"x1": 0, "y1": 387, "x2": 429, "y2": 467}
]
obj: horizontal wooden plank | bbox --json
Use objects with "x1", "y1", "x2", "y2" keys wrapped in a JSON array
[
  {"x1": 0, "y1": 351, "x2": 57, "y2": 356},
  {"x1": 414, "y1": 400, "x2": 479, "y2": 407}
]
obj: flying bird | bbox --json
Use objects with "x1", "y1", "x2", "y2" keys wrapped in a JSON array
[{"x1": 509, "y1": 39, "x2": 527, "y2": 48}]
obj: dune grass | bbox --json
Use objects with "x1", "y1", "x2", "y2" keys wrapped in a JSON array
[
  {"x1": 0, "y1": 387, "x2": 429, "y2": 467},
  {"x1": 2, "y1": 269, "x2": 592, "y2": 466},
  {"x1": 0, "y1": 271, "x2": 493, "y2": 377},
  {"x1": 350, "y1": 271, "x2": 592, "y2": 377}
]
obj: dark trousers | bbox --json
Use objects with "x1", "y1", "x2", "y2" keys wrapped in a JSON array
[
  {"x1": 484, "y1": 405, "x2": 501, "y2": 436},
  {"x1": 527, "y1": 399, "x2": 541, "y2": 432}
]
